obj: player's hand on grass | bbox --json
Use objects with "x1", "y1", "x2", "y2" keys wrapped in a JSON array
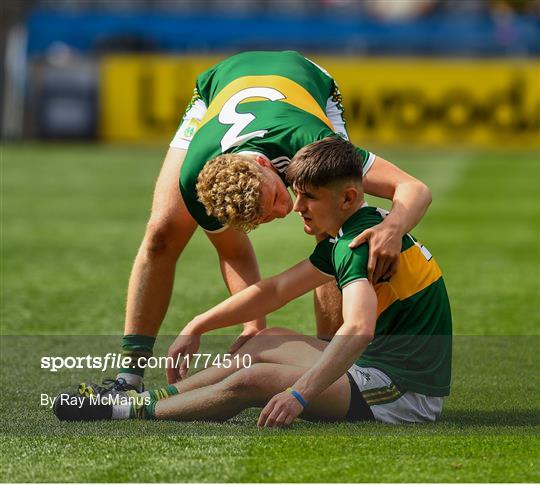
[
  {"x1": 229, "y1": 324, "x2": 262, "y2": 354},
  {"x1": 349, "y1": 223, "x2": 401, "y2": 283},
  {"x1": 257, "y1": 390, "x2": 304, "y2": 428},
  {"x1": 167, "y1": 332, "x2": 201, "y2": 383}
]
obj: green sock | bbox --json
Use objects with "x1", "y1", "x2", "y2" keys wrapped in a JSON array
[
  {"x1": 130, "y1": 399, "x2": 157, "y2": 420},
  {"x1": 118, "y1": 334, "x2": 156, "y2": 383},
  {"x1": 147, "y1": 385, "x2": 179, "y2": 401}
]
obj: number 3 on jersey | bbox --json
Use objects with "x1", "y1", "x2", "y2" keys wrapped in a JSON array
[{"x1": 219, "y1": 87, "x2": 285, "y2": 152}]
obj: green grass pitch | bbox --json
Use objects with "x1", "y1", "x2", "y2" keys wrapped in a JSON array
[{"x1": 1, "y1": 143, "x2": 539, "y2": 482}]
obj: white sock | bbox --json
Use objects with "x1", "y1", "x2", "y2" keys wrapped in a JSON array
[
  {"x1": 111, "y1": 404, "x2": 131, "y2": 420},
  {"x1": 116, "y1": 373, "x2": 143, "y2": 391}
]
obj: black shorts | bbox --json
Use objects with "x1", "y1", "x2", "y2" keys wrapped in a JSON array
[{"x1": 346, "y1": 372, "x2": 375, "y2": 422}]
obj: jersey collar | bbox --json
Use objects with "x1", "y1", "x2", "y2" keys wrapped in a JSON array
[
  {"x1": 237, "y1": 150, "x2": 270, "y2": 162},
  {"x1": 237, "y1": 150, "x2": 289, "y2": 186},
  {"x1": 335, "y1": 202, "x2": 369, "y2": 240}
]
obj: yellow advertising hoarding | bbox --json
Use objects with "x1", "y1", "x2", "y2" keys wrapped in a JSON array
[{"x1": 100, "y1": 55, "x2": 539, "y2": 147}]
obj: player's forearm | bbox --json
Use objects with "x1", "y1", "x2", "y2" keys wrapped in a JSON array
[
  {"x1": 292, "y1": 322, "x2": 373, "y2": 402},
  {"x1": 186, "y1": 260, "x2": 326, "y2": 336},
  {"x1": 186, "y1": 277, "x2": 287, "y2": 336},
  {"x1": 362, "y1": 155, "x2": 432, "y2": 236},
  {"x1": 385, "y1": 180, "x2": 432, "y2": 235}
]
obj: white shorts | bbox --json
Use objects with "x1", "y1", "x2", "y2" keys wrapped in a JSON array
[
  {"x1": 170, "y1": 93, "x2": 207, "y2": 150},
  {"x1": 348, "y1": 365, "x2": 444, "y2": 424}
]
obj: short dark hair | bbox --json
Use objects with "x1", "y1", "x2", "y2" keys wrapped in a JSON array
[{"x1": 287, "y1": 136, "x2": 362, "y2": 190}]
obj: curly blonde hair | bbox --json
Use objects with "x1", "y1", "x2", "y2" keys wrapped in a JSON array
[{"x1": 196, "y1": 154, "x2": 265, "y2": 232}]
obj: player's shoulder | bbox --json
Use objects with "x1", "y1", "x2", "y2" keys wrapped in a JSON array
[
  {"x1": 337, "y1": 206, "x2": 385, "y2": 244},
  {"x1": 331, "y1": 207, "x2": 383, "y2": 269},
  {"x1": 179, "y1": 133, "x2": 225, "y2": 203}
]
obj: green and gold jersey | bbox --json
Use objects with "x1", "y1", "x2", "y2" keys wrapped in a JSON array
[
  {"x1": 177, "y1": 51, "x2": 375, "y2": 231},
  {"x1": 309, "y1": 205, "x2": 452, "y2": 397}
]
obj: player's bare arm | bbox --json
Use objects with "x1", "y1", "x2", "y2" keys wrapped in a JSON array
[
  {"x1": 166, "y1": 260, "x2": 331, "y2": 382},
  {"x1": 258, "y1": 279, "x2": 377, "y2": 427},
  {"x1": 353, "y1": 156, "x2": 432, "y2": 283}
]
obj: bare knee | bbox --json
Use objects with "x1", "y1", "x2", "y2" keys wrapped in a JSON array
[
  {"x1": 255, "y1": 327, "x2": 296, "y2": 337},
  {"x1": 237, "y1": 327, "x2": 299, "y2": 362},
  {"x1": 222, "y1": 365, "x2": 267, "y2": 395},
  {"x1": 143, "y1": 216, "x2": 189, "y2": 257}
]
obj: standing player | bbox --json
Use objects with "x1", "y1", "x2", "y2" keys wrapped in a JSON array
[{"x1": 93, "y1": 51, "x2": 432, "y2": 394}]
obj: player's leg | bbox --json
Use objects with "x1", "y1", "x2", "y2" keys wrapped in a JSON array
[
  {"x1": 153, "y1": 328, "x2": 329, "y2": 396},
  {"x1": 143, "y1": 363, "x2": 352, "y2": 422},
  {"x1": 55, "y1": 333, "x2": 377, "y2": 423},
  {"x1": 55, "y1": 362, "x2": 352, "y2": 422},
  {"x1": 125, "y1": 146, "x2": 196, "y2": 333},
  {"x1": 313, "y1": 232, "x2": 343, "y2": 340},
  {"x1": 244, "y1": 327, "x2": 328, "y2": 366},
  {"x1": 314, "y1": 283, "x2": 344, "y2": 340},
  {"x1": 312, "y1": 73, "x2": 349, "y2": 340},
  {"x1": 117, "y1": 146, "x2": 198, "y2": 389}
]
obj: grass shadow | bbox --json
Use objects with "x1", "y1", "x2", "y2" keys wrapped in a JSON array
[{"x1": 440, "y1": 409, "x2": 540, "y2": 427}]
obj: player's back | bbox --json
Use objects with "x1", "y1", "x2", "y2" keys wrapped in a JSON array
[{"x1": 196, "y1": 50, "x2": 334, "y2": 111}]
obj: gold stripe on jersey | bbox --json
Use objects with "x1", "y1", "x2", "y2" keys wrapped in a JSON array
[
  {"x1": 374, "y1": 281, "x2": 398, "y2": 318},
  {"x1": 392, "y1": 244, "x2": 443, "y2": 299},
  {"x1": 199, "y1": 75, "x2": 334, "y2": 130},
  {"x1": 374, "y1": 244, "x2": 443, "y2": 316}
]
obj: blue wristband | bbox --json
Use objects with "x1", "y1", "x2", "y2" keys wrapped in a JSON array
[{"x1": 287, "y1": 387, "x2": 308, "y2": 408}]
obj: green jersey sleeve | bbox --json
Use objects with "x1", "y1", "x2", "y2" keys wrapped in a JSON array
[
  {"x1": 309, "y1": 238, "x2": 335, "y2": 276},
  {"x1": 333, "y1": 241, "x2": 370, "y2": 289},
  {"x1": 179, "y1": 129, "x2": 226, "y2": 232},
  {"x1": 355, "y1": 146, "x2": 376, "y2": 175}
]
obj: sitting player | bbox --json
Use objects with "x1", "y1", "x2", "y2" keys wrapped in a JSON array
[{"x1": 54, "y1": 137, "x2": 451, "y2": 426}]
